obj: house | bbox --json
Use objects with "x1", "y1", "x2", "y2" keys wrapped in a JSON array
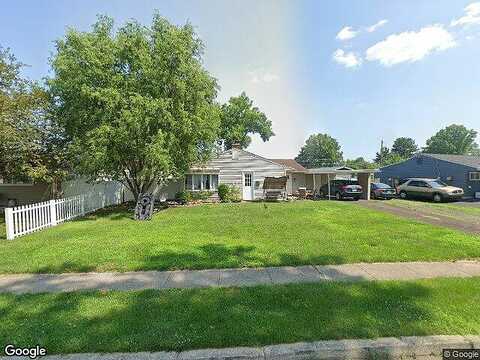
[
  {"x1": 0, "y1": 181, "x2": 51, "y2": 209},
  {"x1": 152, "y1": 145, "x2": 377, "y2": 201},
  {"x1": 379, "y1": 153, "x2": 480, "y2": 199}
]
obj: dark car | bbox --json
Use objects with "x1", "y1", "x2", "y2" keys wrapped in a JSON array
[
  {"x1": 370, "y1": 182, "x2": 396, "y2": 200},
  {"x1": 319, "y1": 179, "x2": 363, "y2": 200}
]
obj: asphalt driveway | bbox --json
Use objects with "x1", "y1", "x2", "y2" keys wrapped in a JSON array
[{"x1": 359, "y1": 199, "x2": 480, "y2": 235}]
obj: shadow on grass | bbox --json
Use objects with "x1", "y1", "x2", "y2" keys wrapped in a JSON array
[{"x1": 0, "y1": 278, "x2": 441, "y2": 357}]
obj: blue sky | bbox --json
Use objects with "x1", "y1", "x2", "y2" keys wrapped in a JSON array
[{"x1": 1, "y1": 1, "x2": 480, "y2": 160}]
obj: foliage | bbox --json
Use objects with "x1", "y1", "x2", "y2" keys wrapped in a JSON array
[
  {"x1": 175, "y1": 190, "x2": 213, "y2": 203},
  {"x1": 1, "y1": 201, "x2": 479, "y2": 272},
  {"x1": 295, "y1": 133, "x2": 343, "y2": 168},
  {"x1": 219, "y1": 92, "x2": 274, "y2": 149},
  {"x1": 424, "y1": 124, "x2": 478, "y2": 155},
  {"x1": 217, "y1": 183, "x2": 241, "y2": 202},
  {"x1": 391, "y1": 137, "x2": 418, "y2": 158},
  {"x1": 48, "y1": 15, "x2": 220, "y2": 203},
  {"x1": 344, "y1": 157, "x2": 375, "y2": 169}
]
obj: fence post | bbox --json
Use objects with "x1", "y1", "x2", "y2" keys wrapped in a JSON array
[
  {"x1": 5, "y1": 208, "x2": 15, "y2": 240},
  {"x1": 81, "y1": 195, "x2": 85, "y2": 216},
  {"x1": 49, "y1": 200, "x2": 57, "y2": 226}
]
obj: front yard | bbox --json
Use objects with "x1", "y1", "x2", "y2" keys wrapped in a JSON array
[
  {"x1": 1, "y1": 277, "x2": 479, "y2": 354},
  {"x1": 0, "y1": 201, "x2": 479, "y2": 274}
]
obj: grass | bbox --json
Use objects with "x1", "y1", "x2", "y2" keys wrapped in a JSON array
[
  {"x1": 0, "y1": 201, "x2": 479, "y2": 274},
  {"x1": 0, "y1": 277, "x2": 479, "y2": 354},
  {"x1": 388, "y1": 199, "x2": 480, "y2": 217}
]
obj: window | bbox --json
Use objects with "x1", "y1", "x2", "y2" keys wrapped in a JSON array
[
  {"x1": 244, "y1": 173, "x2": 252, "y2": 187},
  {"x1": 408, "y1": 180, "x2": 428, "y2": 187},
  {"x1": 184, "y1": 174, "x2": 218, "y2": 190},
  {"x1": 470, "y1": 172, "x2": 480, "y2": 181}
]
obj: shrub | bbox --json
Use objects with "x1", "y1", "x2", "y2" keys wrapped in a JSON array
[
  {"x1": 218, "y1": 184, "x2": 230, "y2": 202},
  {"x1": 175, "y1": 191, "x2": 192, "y2": 204},
  {"x1": 218, "y1": 184, "x2": 241, "y2": 202},
  {"x1": 175, "y1": 190, "x2": 213, "y2": 203}
]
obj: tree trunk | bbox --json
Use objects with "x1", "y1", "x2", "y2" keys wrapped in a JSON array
[{"x1": 133, "y1": 184, "x2": 161, "y2": 220}]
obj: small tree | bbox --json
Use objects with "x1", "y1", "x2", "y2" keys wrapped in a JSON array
[
  {"x1": 424, "y1": 124, "x2": 478, "y2": 155},
  {"x1": 219, "y1": 92, "x2": 274, "y2": 149},
  {"x1": 295, "y1": 133, "x2": 343, "y2": 168},
  {"x1": 48, "y1": 15, "x2": 220, "y2": 218},
  {"x1": 391, "y1": 137, "x2": 418, "y2": 158}
]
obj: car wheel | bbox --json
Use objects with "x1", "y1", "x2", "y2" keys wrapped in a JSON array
[
  {"x1": 319, "y1": 190, "x2": 324, "y2": 199},
  {"x1": 371, "y1": 192, "x2": 376, "y2": 200},
  {"x1": 335, "y1": 192, "x2": 342, "y2": 200},
  {"x1": 399, "y1": 191, "x2": 407, "y2": 199},
  {"x1": 433, "y1": 193, "x2": 443, "y2": 203}
]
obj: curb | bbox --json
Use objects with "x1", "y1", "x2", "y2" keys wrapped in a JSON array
[{"x1": 2, "y1": 335, "x2": 480, "y2": 359}]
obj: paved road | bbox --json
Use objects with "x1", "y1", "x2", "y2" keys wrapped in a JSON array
[{"x1": 1, "y1": 261, "x2": 479, "y2": 294}]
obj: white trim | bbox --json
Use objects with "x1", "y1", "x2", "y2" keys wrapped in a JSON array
[
  {"x1": 242, "y1": 171, "x2": 254, "y2": 200},
  {"x1": 184, "y1": 174, "x2": 219, "y2": 191}
]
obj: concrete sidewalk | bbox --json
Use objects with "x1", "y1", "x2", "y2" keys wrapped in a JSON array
[
  {"x1": 1, "y1": 260, "x2": 479, "y2": 294},
  {"x1": 2, "y1": 335, "x2": 480, "y2": 359}
]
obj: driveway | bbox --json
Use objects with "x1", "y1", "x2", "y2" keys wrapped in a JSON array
[{"x1": 359, "y1": 199, "x2": 480, "y2": 235}]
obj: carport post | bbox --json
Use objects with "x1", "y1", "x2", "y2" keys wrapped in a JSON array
[
  {"x1": 313, "y1": 174, "x2": 316, "y2": 194},
  {"x1": 327, "y1": 174, "x2": 331, "y2": 200}
]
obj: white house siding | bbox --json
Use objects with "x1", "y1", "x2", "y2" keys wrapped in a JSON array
[{"x1": 204, "y1": 149, "x2": 287, "y2": 200}]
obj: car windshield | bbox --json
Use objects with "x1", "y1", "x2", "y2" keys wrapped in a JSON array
[
  {"x1": 428, "y1": 180, "x2": 447, "y2": 188},
  {"x1": 374, "y1": 183, "x2": 391, "y2": 189}
]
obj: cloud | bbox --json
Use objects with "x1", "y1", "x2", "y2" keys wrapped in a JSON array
[
  {"x1": 336, "y1": 26, "x2": 358, "y2": 41},
  {"x1": 367, "y1": 19, "x2": 388, "y2": 33},
  {"x1": 332, "y1": 49, "x2": 362, "y2": 68},
  {"x1": 249, "y1": 69, "x2": 280, "y2": 84},
  {"x1": 365, "y1": 25, "x2": 456, "y2": 66},
  {"x1": 451, "y1": 2, "x2": 480, "y2": 27}
]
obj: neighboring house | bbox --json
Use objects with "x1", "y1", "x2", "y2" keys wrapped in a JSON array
[
  {"x1": 149, "y1": 145, "x2": 376, "y2": 201},
  {"x1": 379, "y1": 153, "x2": 480, "y2": 199},
  {"x1": 0, "y1": 181, "x2": 51, "y2": 209}
]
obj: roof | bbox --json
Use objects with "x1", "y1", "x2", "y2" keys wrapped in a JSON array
[
  {"x1": 307, "y1": 166, "x2": 377, "y2": 174},
  {"x1": 269, "y1": 159, "x2": 307, "y2": 172},
  {"x1": 422, "y1": 153, "x2": 480, "y2": 170}
]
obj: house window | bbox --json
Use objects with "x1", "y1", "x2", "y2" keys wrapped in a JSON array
[
  {"x1": 185, "y1": 174, "x2": 219, "y2": 190},
  {"x1": 470, "y1": 172, "x2": 480, "y2": 181},
  {"x1": 244, "y1": 173, "x2": 252, "y2": 187}
]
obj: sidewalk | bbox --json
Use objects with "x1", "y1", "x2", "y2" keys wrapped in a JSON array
[{"x1": 1, "y1": 260, "x2": 479, "y2": 294}]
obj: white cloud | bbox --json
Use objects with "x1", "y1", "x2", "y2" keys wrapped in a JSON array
[
  {"x1": 249, "y1": 69, "x2": 280, "y2": 84},
  {"x1": 336, "y1": 26, "x2": 358, "y2": 41},
  {"x1": 367, "y1": 19, "x2": 388, "y2": 33},
  {"x1": 332, "y1": 49, "x2": 362, "y2": 68},
  {"x1": 365, "y1": 25, "x2": 456, "y2": 66},
  {"x1": 451, "y1": 2, "x2": 480, "y2": 27}
]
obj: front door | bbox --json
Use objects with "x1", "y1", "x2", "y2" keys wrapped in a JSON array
[{"x1": 243, "y1": 172, "x2": 253, "y2": 200}]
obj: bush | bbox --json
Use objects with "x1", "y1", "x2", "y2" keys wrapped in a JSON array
[
  {"x1": 217, "y1": 184, "x2": 230, "y2": 202},
  {"x1": 218, "y1": 184, "x2": 241, "y2": 203},
  {"x1": 175, "y1": 190, "x2": 213, "y2": 204}
]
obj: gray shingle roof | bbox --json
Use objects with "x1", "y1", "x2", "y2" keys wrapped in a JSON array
[{"x1": 423, "y1": 153, "x2": 480, "y2": 169}]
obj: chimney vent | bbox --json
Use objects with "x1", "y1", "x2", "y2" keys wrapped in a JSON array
[
  {"x1": 231, "y1": 143, "x2": 241, "y2": 150},
  {"x1": 231, "y1": 143, "x2": 240, "y2": 160}
]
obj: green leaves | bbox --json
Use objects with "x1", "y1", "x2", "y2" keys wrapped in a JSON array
[
  {"x1": 424, "y1": 124, "x2": 478, "y2": 155},
  {"x1": 295, "y1": 133, "x2": 343, "y2": 168},
  {"x1": 48, "y1": 15, "x2": 220, "y2": 200},
  {"x1": 219, "y1": 92, "x2": 274, "y2": 150}
]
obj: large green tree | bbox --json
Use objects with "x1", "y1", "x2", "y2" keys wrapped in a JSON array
[
  {"x1": 48, "y1": 15, "x2": 220, "y2": 210},
  {"x1": 424, "y1": 124, "x2": 478, "y2": 155},
  {"x1": 391, "y1": 137, "x2": 418, "y2": 158},
  {"x1": 0, "y1": 47, "x2": 59, "y2": 186},
  {"x1": 345, "y1": 157, "x2": 375, "y2": 169},
  {"x1": 295, "y1": 133, "x2": 343, "y2": 168},
  {"x1": 219, "y1": 92, "x2": 274, "y2": 149}
]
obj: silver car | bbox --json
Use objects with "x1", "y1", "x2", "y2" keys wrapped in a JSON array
[{"x1": 397, "y1": 178, "x2": 464, "y2": 202}]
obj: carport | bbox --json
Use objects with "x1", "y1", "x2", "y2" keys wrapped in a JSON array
[{"x1": 305, "y1": 167, "x2": 378, "y2": 200}]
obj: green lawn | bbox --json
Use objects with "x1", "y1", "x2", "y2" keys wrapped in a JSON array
[
  {"x1": 1, "y1": 277, "x2": 479, "y2": 354},
  {"x1": 0, "y1": 201, "x2": 479, "y2": 274}
]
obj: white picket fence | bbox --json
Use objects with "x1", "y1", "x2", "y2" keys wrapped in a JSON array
[{"x1": 4, "y1": 191, "x2": 123, "y2": 240}]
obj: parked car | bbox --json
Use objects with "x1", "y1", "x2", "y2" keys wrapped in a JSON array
[
  {"x1": 397, "y1": 178, "x2": 464, "y2": 202},
  {"x1": 319, "y1": 180, "x2": 363, "y2": 200},
  {"x1": 370, "y1": 183, "x2": 396, "y2": 200}
]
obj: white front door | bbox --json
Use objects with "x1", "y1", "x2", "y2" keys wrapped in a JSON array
[{"x1": 243, "y1": 172, "x2": 253, "y2": 200}]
